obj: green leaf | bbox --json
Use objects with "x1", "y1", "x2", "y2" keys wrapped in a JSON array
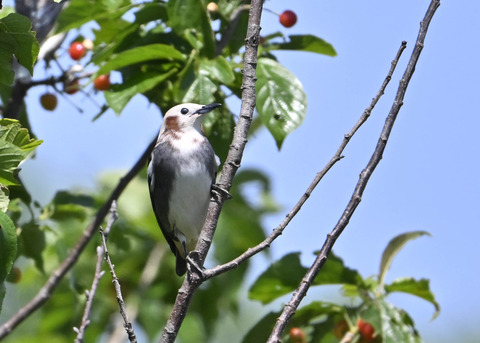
[
  {"x1": 256, "y1": 58, "x2": 307, "y2": 149},
  {"x1": 273, "y1": 34, "x2": 337, "y2": 56},
  {"x1": 19, "y1": 222, "x2": 46, "y2": 272},
  {"x1": 378, "y1": 231, "x2": 431, "y2": 290},
  {"x1": 104, "y1": 68, "x2": 178, "y2": 115},
  {"x1": 41, "y1": 191, "x2": 94, "y2": 222},
  {"x1": 385, "y1": 277, "x2": 440, "y2": 319},
  {"x1": 167, "y1": 0, "x2": 215, "y2": 58},
  {"x1": 362, "y1": 299, "x2": 423, "y2": 343},
  {"x1": 199, "y1": 56, "x2": 235, "y2": 85},
  {"x1": 134, "y1": 2, "x2": 167, "y2": 25},
  {"x1": 96, "y1": 44, "x2": 185, "y2": 76},
  {"x1": 0, "y1": 210, "x2": 17, "y2": 313},
  {"x1": 56, "y1": 0, "x2": 133, "y2": 33},
  {"x1": 180, "y1": 72, "x2": 217, "y2": 105},
  {"x1": 0, "y1": 119, "x2": 43, "y2": 186},
  {"x1": 249, "y1": 251, "x2": 361, "y2": 304},
  {"x1": 0, "y1": 13, "x2": 39, "y2": 83}
]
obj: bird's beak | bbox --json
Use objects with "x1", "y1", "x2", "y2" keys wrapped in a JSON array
[{"x1": 195, "y1": 103, "x2": 222, "y2": 115}]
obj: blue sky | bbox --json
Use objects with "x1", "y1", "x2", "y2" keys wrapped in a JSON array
[{"x1": 14, "y1": 0, "x2": 480, "y2": 341}]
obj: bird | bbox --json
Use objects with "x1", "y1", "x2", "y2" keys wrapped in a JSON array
[{"x1": 147, "y1": 102, "x2": 221, "y2": 276}]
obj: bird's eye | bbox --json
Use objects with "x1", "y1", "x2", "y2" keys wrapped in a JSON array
[{"x1": 180, "y1": 108, "x2": 189, "y2": 115}]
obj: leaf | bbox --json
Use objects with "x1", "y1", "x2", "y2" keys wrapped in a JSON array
[
  {"x1": 0, "y1": 210, "x2": 17, "y2": 313},
  {"x1": 0, "y1": 119, "x2": 43, "y2": 186},
  {"x1": 134, "y1": 2, "x2": 167, "y2": 25},
  {"x1": 199, "y1": 56, "x2": 235, "y2": 85},
  {"x1": 385, "y1": 277, "x2": 440, "y2": 319},
  {"x1": 56, "y1": 0, "x2": 133, "y2": 33},
  {"x1": 19, "y1": 222, "x2": 45, "y2": 272},
  {"x1": 0, "y1": 13, "x2": 39, "y2": 83},
  {"x1": 104, "y1": 68, "x2": 178, "y2": 115},
  {"x1": 378, "y1": 231, "x2": 431, "y2": 290},
  {"x1": 41, "y1": 191, "x2": 94, "y2": 222},
  {"x1": 273, "y1": 34, "x2": 337, "y2": 56},
  {"x1": 256, "y1": 58, "x2": 307, "y2": 149},
  {"x1": 362, "y1": 299, "x2": 423, "y2": 343},
  {"x1": 96, "y1": 44, "x2": 185, "y2": 76},
  {"x1": 249, "y1": 251, "x2": 361, "y2": 304},
  {"x1": 167, "y1": 0, "x2": 215, "y2": 58}
]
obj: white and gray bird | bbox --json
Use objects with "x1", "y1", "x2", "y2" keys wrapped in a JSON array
[{"x1": 147, "y1": 103, "x2": 221, "y2": 276}]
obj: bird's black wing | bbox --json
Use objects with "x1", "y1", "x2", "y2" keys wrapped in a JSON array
[{"x1": 148, "y1": 142, "x2": 186, "y2": 275}]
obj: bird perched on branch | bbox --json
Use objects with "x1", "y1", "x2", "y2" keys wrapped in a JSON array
[{"x1": 148, "y1": 103, "x2": 221, "y2": 276}]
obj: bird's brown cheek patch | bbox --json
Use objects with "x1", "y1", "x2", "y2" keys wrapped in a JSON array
[{"x1": 165, "y1": 116, "x2": 180, "y2": 131}]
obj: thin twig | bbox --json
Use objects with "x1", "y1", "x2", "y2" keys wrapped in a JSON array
[
  {"x1": 267, "y1": 1, "x2": 441, "y2": 341},
  {"x1": 202, "y1": 41, "x2": 407, "y2": 280},
  {"x1": 159, "y1": 1, "x2": 264, "y2": 342},
  {"x1": 73, "y1": 246, "x2": 106, "y2": 343},
  {"x1": 107, "y1": 243, "x2": 165, "y2": 343},
  {"x1": 0, "y1": 139, "x2": 156, "y2": 339},
  {"x1": 100, "y1": 202, "x2": 137, "y2": 343}
]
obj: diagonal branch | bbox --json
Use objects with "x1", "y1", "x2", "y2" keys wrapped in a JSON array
[
  {"x1": 100, "y1": 202, "x2": 137, "y2": 343},
  {"x1": 267, "y1": 1, "x2": 441, "y2": 341},
  {"x1": 159, "y1": 0, "x2": 264, "y2": 342},
  {"x1": 0, "y1": 139, "x2": 156, "y2": 339},
  {"x1": 202, "y1": 40, "x2": 407, "y2": 280}
]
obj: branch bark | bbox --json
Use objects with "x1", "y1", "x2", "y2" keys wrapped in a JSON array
[
  {"x1": 267, "y1": 1, "x2": 441, "y2": 341},
  {"x1": 159, "y1": 0, "x2": 264, "y2": 342},
  {"x1": 0, "y1": 139, "x2": 156, "y2": 339}
]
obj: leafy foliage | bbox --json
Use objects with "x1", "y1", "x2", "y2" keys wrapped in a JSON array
[
  {"x1": 0, "y1": 13, "x2": 39, "y2": 85},
  {"x1": 245, "y1": 231, "x2": 439, "y2": 343}
]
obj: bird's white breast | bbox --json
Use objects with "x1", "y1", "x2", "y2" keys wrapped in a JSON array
[{"x1": 167, "y1": 130, "x2": 212, "y2": 252}]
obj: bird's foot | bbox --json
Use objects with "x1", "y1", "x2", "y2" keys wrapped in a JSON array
[
  {"x1": 211, "y1": 184, "x2": 232, "y2": 200},
  {"x1": 186, "y1": 251, "x2": 205, "y2": 281}
]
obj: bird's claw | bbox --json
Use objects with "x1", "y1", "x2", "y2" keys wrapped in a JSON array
[
  {"x1": 186, "y1": 251, "x2": 205, "y2": 280},
  {"x1": 211, "y1": 184, "x2": 232, "y2": 200}
]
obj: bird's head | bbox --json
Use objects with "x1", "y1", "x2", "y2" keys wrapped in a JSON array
[{"x1": 160, "y1": 103, "x2": 221, "y2": 134}]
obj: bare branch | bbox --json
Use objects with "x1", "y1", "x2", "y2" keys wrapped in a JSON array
[
  {"x1": 159, "y1": 0, "x2": 265, "y2": 342},
  {"x1": 0, "y1": 139, "x2": 156, "y2": 340},
  {"x1": 100, "y1": 202, "x2": 137, "y2": 343},
  {"x1": 202, "y1": 41, "x2": 407, "y2": 280},
  {"x1": 267, "y1": 1, "x2": 441, "y2": 341},
  {"x1": 73, "y1": 246, "x2": 106, "y2": 343}
]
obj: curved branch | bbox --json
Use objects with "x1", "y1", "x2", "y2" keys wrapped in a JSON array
[
  {"x1": 267, "y1": 1, "x2": 441, "y2": 341},
  {"x1": 0, "y1": 139, "x2": 156, "y2": 339}
]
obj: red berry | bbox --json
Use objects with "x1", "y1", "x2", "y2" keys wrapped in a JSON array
[
  {"x1": 93, "y1": 74, "x2": 111, "y2": 91},
  {"x1": 289, "y1": 327, "x2": 306, "y2": 343},
  {"x1": 357, "y1": 319, "x2": 375, "y2": 341},
  {"x1": 279, "y1": 10, "x2": 297, "y2": 28},
  {"x1": 65, "y1": 80, "x2": 80, "y2": 94},
  {"x1": 40, "y1": 93, "x2": 58, "y2": 111},
  {"x1": 69, "y1": 41, "x2": 86, "y2": 60}
]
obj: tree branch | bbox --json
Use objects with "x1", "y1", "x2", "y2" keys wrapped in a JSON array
[
  {"x1": 159, "y1": 0, "x2": 264, "y2": 342},
  {"x1": 100, "y1": 202, "x2": 137, "y2": 343},
  {"x1": 74, "y1": 246, "x2": 105, "y2": 343},
  {"x1": 202, "y1": 40, "x2": 407, "y2": 280},
  {"x1": 267, "y1": 1, "x2": 441, "y2": 341},
  {"x1": 0, "y1": 139, "x2": 156, "y2": 340}
]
